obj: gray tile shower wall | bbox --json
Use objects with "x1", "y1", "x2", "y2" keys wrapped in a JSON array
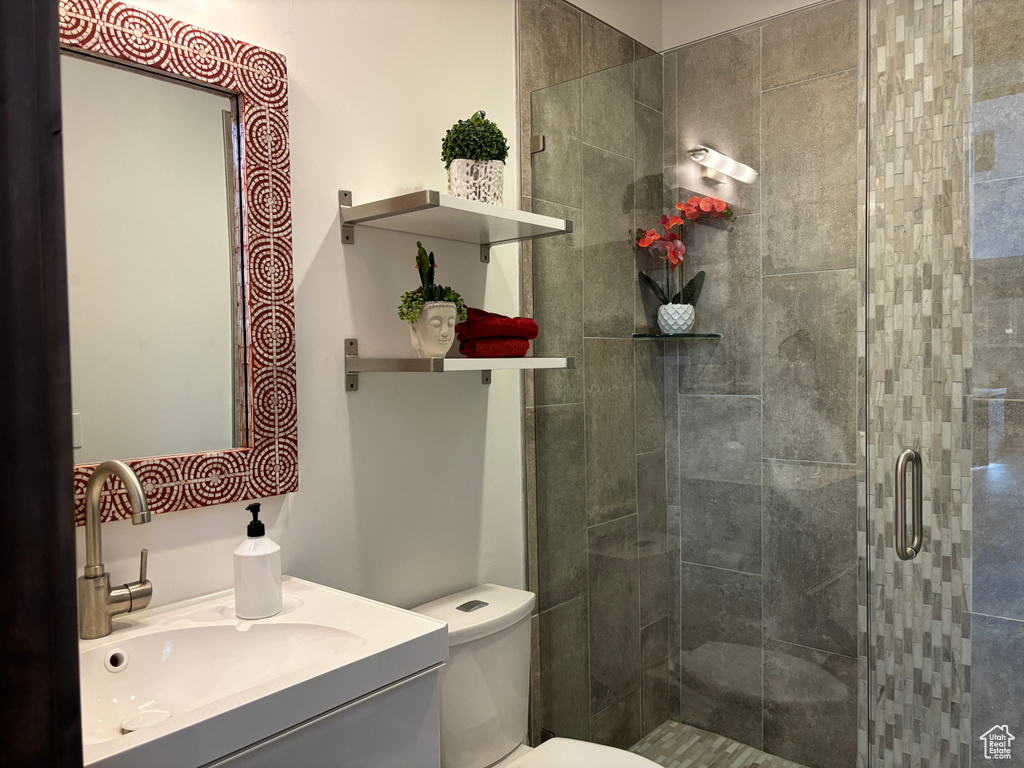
[
  {"x1": 969, "y1": 2, "x2": 1024, "y2": 766},
  {"x1": 518, "y1": 0, "x2": 666, "y2": 749},
  {"x1": 525, "y1": 1, "x2": 1024, "y2": 764},
  {"x1": 679, "y1": 562, "x2": 763, "y2": 748},
  {"x1": 664, "y1": 3, "x2": 860, "y2": 766}
]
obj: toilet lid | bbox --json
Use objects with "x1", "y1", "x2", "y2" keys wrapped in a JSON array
[{"x1": 510, "y1": 738, "x2": 658, "y2": 767}]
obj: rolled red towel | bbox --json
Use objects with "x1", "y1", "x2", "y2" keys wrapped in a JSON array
[
  {"x1": 459, "y1": 336, "x2": 531, "y2": 358},
  {"x1": 456, "y1": 307, "x2": 539, "y2": 340}
]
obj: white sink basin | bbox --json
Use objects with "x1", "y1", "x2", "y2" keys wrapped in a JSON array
[
  {"x1": 81, "y1": 622, "x2": 363, "y2": 744},
  {"x1": 79, "y1": 577, "x2": 447, "y2": 767}
]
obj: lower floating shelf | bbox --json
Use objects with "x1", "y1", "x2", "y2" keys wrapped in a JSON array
[
  {"x1": 344, "y1": 338, "x2": 574, "y2": 391},
  {"x1": 632, "y1": 332, "x2": 722, "y2": 339}
]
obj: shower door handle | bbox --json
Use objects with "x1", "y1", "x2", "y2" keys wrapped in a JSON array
[{"x1": 894, "y1": 448, "x2": 923, "y2": 560}]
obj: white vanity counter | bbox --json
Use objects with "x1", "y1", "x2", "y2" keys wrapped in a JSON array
[{"x1": 79, "y1": 577, "x2": 447, "y2": 768}]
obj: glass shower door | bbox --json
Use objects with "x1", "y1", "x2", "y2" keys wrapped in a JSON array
[{"x1": 867, "y1": 1, "x2": 1024, "y2": 766}]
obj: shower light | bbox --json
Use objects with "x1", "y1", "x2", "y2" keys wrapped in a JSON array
[
  {"x1": 687, "y1": 145, "x2": 759, "y2": 184},
  {"x1": 701, "y1": 167, "x2": 729, "y2": 185}
]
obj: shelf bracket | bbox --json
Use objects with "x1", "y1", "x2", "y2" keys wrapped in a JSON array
[
  {"x1": 480, "y1": 244, "x2": 490, "y2": 264},
  {"x1": 344, "y1": 337, "x2": 360, "y2": 392},
  {"x1": 481, "y1": 370, "x2": 492, "y2": 386},
  {"x1": 530, "y1": 135, "x2": 545, "y2": 154},
  {"x1": 339, "y1": 190, "x2": 355, "y2": 245}
]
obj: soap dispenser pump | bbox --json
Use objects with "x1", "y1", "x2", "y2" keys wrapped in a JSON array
[{"x1": 233, "y1": 502, "x2": 282, "y2": 619}]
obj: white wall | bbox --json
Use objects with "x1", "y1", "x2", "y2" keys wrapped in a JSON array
[
  {"x1": 662, "y1": 0, "x2": 825, "y2": 49},
  {"x1": 571, "y1": 0, "x2": 662, "y2": 51},
  {"x1": 74, "y1": 0, "x2": 524, "y2": 611}
]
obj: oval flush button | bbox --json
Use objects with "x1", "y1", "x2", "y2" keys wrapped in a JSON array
[{"x1": 121, "y1": 709, "x2": 172, "y2": 733}]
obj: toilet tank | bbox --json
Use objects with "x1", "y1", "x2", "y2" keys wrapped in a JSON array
[{"x1": 413, "y1": 584, "x2": 535, "y2": 768}]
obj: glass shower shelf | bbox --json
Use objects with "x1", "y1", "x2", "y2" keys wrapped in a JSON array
[{"x1": 632, "y1": 332, "x2": 722, "y2": 339}]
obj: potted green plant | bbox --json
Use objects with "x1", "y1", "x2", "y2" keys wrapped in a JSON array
[
  {"x1": 441, "y1": 110, "x2": 509, "y2": 205},
  {"x1": 398, "y1": 241, "x2": 468, "y2": 358}
]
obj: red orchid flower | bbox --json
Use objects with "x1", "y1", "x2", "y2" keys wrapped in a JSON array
[
  {"x1": 661, "y1": 239, "x2": 685, "y2": 268},
  {"x1": 658, "y1": 214, "x2": 684, "y2": 231},
  {"x1": 699, "y1": 197, "x2": 714, "y2": 213},
  {"x1": 712, "y1": 198, "x2": 727, "y2": 213},
  {"x1": 638, "y1": 229, "x2": 660, "y2": 248}
]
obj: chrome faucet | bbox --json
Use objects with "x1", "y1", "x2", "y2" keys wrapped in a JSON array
[{"x1": 78, "y1": 460, "x2": 154, "y2": 639}]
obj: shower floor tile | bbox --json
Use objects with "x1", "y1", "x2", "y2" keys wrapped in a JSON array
[{"x1": 630, "y1": 720, "x2": 807, "y2": 768}]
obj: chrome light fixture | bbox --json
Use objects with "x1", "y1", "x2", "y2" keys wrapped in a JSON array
[{"x1": 688, "y1": 145, "x2": 759, "y2": 184}]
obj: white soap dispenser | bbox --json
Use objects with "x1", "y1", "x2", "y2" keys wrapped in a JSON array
[{"x1": 233, "y1": 502, "x2": 282, "y2": 619}]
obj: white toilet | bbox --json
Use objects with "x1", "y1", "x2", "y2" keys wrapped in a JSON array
[{"x1": 414, "y1": 584, "x2": 659, "y2": 768}]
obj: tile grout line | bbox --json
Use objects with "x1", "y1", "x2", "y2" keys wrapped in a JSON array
[{"x1": 579, "y1": 69, "x2": 593, "y2": 741}]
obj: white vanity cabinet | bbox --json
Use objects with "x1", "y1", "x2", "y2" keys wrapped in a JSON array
[
  {"x1": 210, "y1": 666, "x2": 441, "y2": 767},
  {"x1": 80, "y1": 578, "x2": 447, "y2": 768}
]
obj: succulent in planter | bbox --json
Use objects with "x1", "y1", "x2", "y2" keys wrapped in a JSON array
[
  {"x1": 441, "y1": 110, "x2": 509, "y2": 205},
  {"x1": 398, "y1": 242, "x2": 468, "y2": 359}
]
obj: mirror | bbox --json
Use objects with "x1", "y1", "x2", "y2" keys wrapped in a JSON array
[
  {"x1": 62, "y1": 54, "x2": 244, "y2": 463},
  {"x1": 60, "y1": 2, "x2": 297, "y2": 524}
]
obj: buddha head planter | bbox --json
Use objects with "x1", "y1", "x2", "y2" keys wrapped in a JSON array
[
  {"x1": 397, "y1": 242, "x2": 467, "y2": 359},
  {"x1": 409, "y1": 301, "x2": 459, "y2": 358}
]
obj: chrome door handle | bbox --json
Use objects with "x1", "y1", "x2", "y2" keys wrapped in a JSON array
[{"x1": 894, "y1": 448, "x2": 923, "y2": 560}]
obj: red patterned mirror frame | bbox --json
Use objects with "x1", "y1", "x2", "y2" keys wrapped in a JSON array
[{"x1": 60, "y1": 0, "x2": 297, "y2": 525}]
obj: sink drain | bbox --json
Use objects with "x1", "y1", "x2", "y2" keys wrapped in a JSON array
[
  {"x1": 120, "y1": 709, "x2": 171, "y2": 733},
  {"x1": 104, "y1": 648, "x2": 129, "y2": 673}
]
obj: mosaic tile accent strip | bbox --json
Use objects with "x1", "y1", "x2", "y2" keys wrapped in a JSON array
[
  {"x1": 864, "y1": 1, "x2": 973, "y2": 767},
  {"x1": 631, "y1": 720, "x2": 807, "y2": 768},
  {"x1": 59, "y1": 0, "x2": 297, "y2": 523},
  {"x1": 856, "y1": 3, "x2": 870, "y2": 766}
]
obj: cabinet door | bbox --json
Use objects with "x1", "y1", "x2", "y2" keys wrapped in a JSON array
[{"x1": 209, "y1": 667, "x2": 440, "y2": 768}]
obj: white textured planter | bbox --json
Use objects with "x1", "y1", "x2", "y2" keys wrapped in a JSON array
[
  {"x1": 447, "y1": 159, "x2": 503, "y2": 205},
  {"x1": 658, "y1": 303, "x2": 695, "y2": 335},
  {"x1": 409, "y1": 301, "x2": 458, "y2": 358}
]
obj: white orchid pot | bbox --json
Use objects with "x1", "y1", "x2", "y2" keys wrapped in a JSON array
[
  {"x1": 447, "y1": 159, "x2": 504, "y2": 205},
  {"x1": 409, "y1": 301, "x2": 458, "y2": 358},
  {"x1": 658, "y1": 303, "x2": 695, "y2": 335}
]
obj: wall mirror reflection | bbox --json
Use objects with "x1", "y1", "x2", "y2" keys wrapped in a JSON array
[{"x1": 61, "y1": 53, "x2": 247, "y2": 464}]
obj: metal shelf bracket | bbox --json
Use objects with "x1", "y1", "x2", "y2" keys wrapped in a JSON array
[
  {"x1": 339, "y1": 190, "x2": 354, "y2": 245},
  {"x1": 345, "y1": 337, "x2": 360, "y2": 392}
]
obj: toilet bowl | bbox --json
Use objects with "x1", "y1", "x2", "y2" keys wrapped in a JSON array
[{"x1": 413, "y1": 584, "x2": 658, "y2": 768}]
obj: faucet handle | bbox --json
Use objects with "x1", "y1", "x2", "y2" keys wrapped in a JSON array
[{"x1": 125, "y1": 548, "x2": 153, "y2": 614}]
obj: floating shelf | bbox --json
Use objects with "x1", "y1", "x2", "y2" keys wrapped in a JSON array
[
  {"x1": 632, "y1": 332, "x2": 722, "y2": 339},
  {"x1": 344, "y1": 338, "x2": 574, "y2": 391},
  {"x1": 339, "y1": 189, "x2": 573, "y2": 262}
]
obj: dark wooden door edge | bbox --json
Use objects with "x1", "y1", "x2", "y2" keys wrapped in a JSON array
[{"x1": 0, "y1": 0, "x2": 83, "y2": 765}]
